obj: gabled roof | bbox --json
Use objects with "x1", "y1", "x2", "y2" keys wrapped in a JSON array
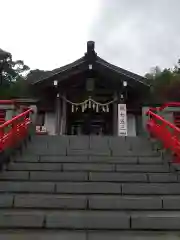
[{"x1": 31, "y1": 41, "x2": 149, "y2": 89}]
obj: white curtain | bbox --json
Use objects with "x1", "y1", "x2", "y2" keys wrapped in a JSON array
[
  {"x1": 127, "y1": 114, "x2": 136, "y2": 136},
  {"x1": 44, "y1": 112, "x2": 56, "y2": 135}
]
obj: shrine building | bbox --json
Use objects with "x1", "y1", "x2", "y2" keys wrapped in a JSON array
[{"x1": 30, "y1": 41, "x2": 150, "y2": 136}]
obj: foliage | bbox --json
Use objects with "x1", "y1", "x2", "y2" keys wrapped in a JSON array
[
  {"x1": 145, "y1": 60, "x2": 180, "y2": 103},
  {"x1": 0, "y1": 48, "x2": 31, "y2": 99},
  {"x1": 26, "y1": 69, "x2": 52, "y2": 84}
]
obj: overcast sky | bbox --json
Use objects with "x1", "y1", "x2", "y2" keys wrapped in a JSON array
[{"x1": 1, "y1": 0, "x2": 180, "y2": 75}]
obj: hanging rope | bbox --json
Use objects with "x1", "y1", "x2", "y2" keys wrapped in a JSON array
[{"x1": 60, "y1": 95, "x2": 117, "y2": 113}]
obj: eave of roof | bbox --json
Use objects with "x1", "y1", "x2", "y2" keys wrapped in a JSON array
[
  {"x1": 31, "y1": 41, "x2": 149, "y2": 88},
  {"x1": 32, "y1": 56, "x2": 85, "y2": 85},
  {"x1": 95, "y1": 57, "x2": 149, "y2": 88}
]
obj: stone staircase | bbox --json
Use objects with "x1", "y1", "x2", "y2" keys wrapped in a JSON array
[{"x1": 0, "y1": 136, "x2": 180, "y2": 239}]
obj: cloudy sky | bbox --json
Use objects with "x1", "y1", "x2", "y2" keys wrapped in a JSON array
[{"x1": 1, "y1": 0, "x2": 180, "y2": 75}]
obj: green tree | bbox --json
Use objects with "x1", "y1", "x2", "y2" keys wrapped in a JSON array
[
  {"x1": 0, "y1": 48, "x2": 31, "y2": 99},
  {"x1": 145, "y1": 60, "x2": 180, "y2": 102}
]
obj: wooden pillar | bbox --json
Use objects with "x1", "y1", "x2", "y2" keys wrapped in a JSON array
[
  {"x1": 113, "y1": 92, "x2": 118, "y2": 136},
  {"x1": 61, "y1": 94, "x2": 67, "y2": 135},
  {"x1": 55, "y1": 93, "x2": 61, "y2": 135}
]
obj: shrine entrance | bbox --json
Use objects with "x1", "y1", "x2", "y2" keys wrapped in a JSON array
[{"x1": 67, "y1": 103, "x2": 113, "y2": 135}]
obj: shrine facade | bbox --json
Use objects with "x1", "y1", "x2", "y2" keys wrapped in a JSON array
[{"x1": 30, "y1": 41, "x2": 149, "y2": 136}]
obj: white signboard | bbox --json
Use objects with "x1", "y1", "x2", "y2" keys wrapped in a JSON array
[{"x1": 118, "y1": 104, "x2": 127, "y2": 136}]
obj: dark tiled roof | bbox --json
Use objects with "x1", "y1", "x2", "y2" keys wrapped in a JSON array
[{"x1": 30, "y1": 41, "x2": 149, "y2": 88}]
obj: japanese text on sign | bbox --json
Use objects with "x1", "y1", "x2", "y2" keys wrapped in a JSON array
[{"x1": 118, "y1": 104, "x2": 127, "y2": 136}]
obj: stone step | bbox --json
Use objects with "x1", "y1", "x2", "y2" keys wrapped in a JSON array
[
  {"x1": 0, "y1": 193, "x2": 180, "y2": 211},
  {"x1": 26, "y1": 146, "x2": 157, "y2": 156},
  {"x1": 23, "y1": 147, "x2": 159, "y2": 157},
  {"x1": 88, "y1": 195, "x2": 180, "y2": 210},
  {"x1": 1, "y1": 181, "x2": 180, "y2": 194},
  {"x1": 0, "y1": 210, "x2": 129, "y2": 229},
  {"x1": 0, "y1": 171, "x2": 29, "y2": 180},
  {"x1": 112, "y1": 149, "x2": 159, "y2": 157},
  {"x1": 6, "y1": 162, "x2": 169, "y2": 172},
  {"x1": 0, "y1": 182, "x2": 55, "y2": 193},
  {"x1": 25, "y1": 147, "x2": 67, "y2": 156},
  {"x1": 46, "y1": 210, "x2": 129, "y2": 229},
  {"x1": 14, "y1": 194, "x2": 87, "y2": 209},
  {"x1": 32, "y1": 135, "x2": 69, "y2": 145},
  {"x1": 0, "y1": 171, "x2": 178, "y2": 183},
  {"x1": 0, "y1": 230, "x2": 180, "y2": 239},
  {"x1": 90, "y1": 172, "x2": 147, "y2": 183},
  {"x1": 30, "y1": 171, "x2": 88, "y2": 181},
  {"x1": 88, "y1": 195, "x2": 162, "y2": 210},
  {"x1": 131, "y1": 211, "x2": 180, "y2": 230},
  {"x1": 62, "y1": 163, "x2": 115, "y2": 172},
  {"x1": 115, "y1": 164, "x2": 169, "y2": 173},
  {"x1": 89, "y1": 172, "x2": 178, "y2": 183},
  {"x1": 40, "y1": 156, "x2": 137, "y2": 163},
  {"x1": 0, "y1": 231, "x2": 86, "y2": 240},
  {"x1": 67, "y1": 149, "x2": 111, "y2": 156},
  {"x1": 0, "y1": 210, "x2": 179, "y2": 230},
  {"x1": 122, "y1": 183, "x2": 180, "y2": 195},
  {"x1": 69, "y1": 136, "x2": 89, "y2": 149},
  {"x1": 86, "y1": 231, "x2": 180, "y2": 240},
  {"x1": 0, "y1": 181, "x2": 120, "y2": 194},
  {"x1": 7, "y1": 163, "x2": 62, "y2": 171},
  {"x1": 15, "y1": 155, "x2": 163, "y2": 165},
  {"x1": 55, "y1": 182, "x2": 180, "y2": 194}
]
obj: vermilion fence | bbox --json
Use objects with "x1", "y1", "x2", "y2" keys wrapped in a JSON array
[
  {"x1": 0, "y1": 109, "x2": 33, "y2": 152},
  {"x1": 146, "y1": 102, "x2": 180, "y2": 163},
  {"x1": 149, "y1": 102, "x2": 180, "y2": 112}
]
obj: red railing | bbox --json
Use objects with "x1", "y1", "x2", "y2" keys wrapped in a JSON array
[
  {"x1": 150, "y1": 102, "x2": 180, "y2": 112},
  {"x1": 146, "y1": 103, "x2": 180, "y2": 163},
  {"x1": 0, "y1": 109, "x2": 33, "y2": 152},
  {"x1": 0, "y1": 100, "x2": 15, "y2": 105}
]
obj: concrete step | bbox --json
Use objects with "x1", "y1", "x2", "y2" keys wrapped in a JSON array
[
  {"x1": 0, "y1": 231, "x2": 179, "y2": 240},
  {"x1": 55, "y1": 182, "x2": 180, "y2": 194},
  {"x1": 0, "y1": 182, "x2": 55, "y2": 193},
  {"x1": 2, "y1": 181, "x2": 180, "y2": 195},
  {"x1": 66, "y1": 149, "x2": 111, "y2": 156},
  {"x1": 0, "y1": 171, "x2": 178, "y2": 183},
  {"x1": 112, "y1": 149, "x2": 159, "y2": 157},
  {"x1": 14, "y1": 194, "x2": 87, "y2": 209},
  {"x1": 0, "y1": 210, "x2": 179, "y2": 230},
  {"x1": 0, "y1": 231, "x2": 86, "y2": 240},
  {"x1": 89, "y1": 172, "x2": 178, "y2": 183},
  {"x1": 0, "y1": 193, "x2": 180, "y2": 211},
  {"x1": 25, "y1": 147, "x2": 67, "y2": 156},
  {"x1": 69, "y1": 136, "x2": 89, "y2": 149},
  {"x1": 7, "y1": 163, "x2": 62, "y2": 171},
  {"x1": 122, "y1": 183, "x2": 180, "y2": 195},
  {"x1": 15, "y1": 155, "x2": 164, "y2": 165},
  {"x1": 29, "y1": 171, "x2": 88, "y2": 181},
  {"x1": 6, "y1": 162, "x2": 169, "y2": 173}
]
